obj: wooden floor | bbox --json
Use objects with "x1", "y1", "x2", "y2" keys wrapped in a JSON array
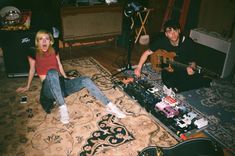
[
  {"x1": 59, "y1": 41, "x2": 146, "y2": 75},
  {"x1": 59, "y1": 41, "x2": 231, "y2": 156}
]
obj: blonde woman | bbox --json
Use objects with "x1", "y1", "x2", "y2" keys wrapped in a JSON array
[{"x1": 16, "y1": 30, "x2": 126, "y2": 124}]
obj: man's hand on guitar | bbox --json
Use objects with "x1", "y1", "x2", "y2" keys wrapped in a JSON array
[
  {"x1": 186, "y1": 66, "x2": 195, "y2": 75},
  {"x1": 187, "y1": 62, "x2": 196, "y2": 75}
]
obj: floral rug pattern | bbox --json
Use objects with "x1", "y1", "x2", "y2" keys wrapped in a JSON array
[
  {"x1": 125, "y1": 64, "x2": 235, "y2": 155},
  {"x1": 181, "y1": 79, "x2": 235, "y2": 154},
  {"x1": 79, "y1": 114, "x2": 134, "y2": 156},
  {"x1": 0, "y1": 57, "x2": 177, "y2": 156}
]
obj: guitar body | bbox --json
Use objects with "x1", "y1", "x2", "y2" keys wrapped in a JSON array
[
  {"x1": 138, "y1": 138, "x2": 224, "y2": 156},
  {"x1": 150, "y1": 49, "x2": 219, "y2": 78},
  {"x1": 150, "y1": 49, "x2": 176, "y2": 72}
]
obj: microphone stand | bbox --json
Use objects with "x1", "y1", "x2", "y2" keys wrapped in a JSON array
[{"x1": 112, "y1": 14, "x2": 136, "y2": 77}]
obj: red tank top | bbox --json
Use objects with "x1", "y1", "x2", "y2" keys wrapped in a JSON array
[{"x1": 35, "y1": 52, "x2": 59, "y2": 75}]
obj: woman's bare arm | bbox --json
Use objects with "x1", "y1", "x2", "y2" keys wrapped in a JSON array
[
  {"x1": 16, "y1": 57, "x2": 36, "y2": 93},
  {"x1": 56, "y1": 54, "x2": 67, "y2": 78}
]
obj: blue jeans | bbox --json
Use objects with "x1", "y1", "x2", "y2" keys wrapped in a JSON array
[{"x1": 41, "y1": 69, "x2": 110, "y2": 108}]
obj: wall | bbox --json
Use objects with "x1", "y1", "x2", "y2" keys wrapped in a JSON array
[
  {"x1": 198, "y1": 0, "x2": 235, "y2": 39},
  {"x1": 147, "y1": 0, "x2": 168, "y2": 34}
]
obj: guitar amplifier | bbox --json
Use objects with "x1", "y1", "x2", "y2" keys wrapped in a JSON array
[
  {"x1": 0, "y1": 30, "x2": 36, "y2": 77},
  {"x1": 61, "y1": 5, "x2": 122, "y2": 42}
]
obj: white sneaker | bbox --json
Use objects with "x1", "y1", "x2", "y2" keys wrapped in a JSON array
[
  {"x1": 59, "y1": 105, "x2": 70, "y2": 124},
  {"x1": 163, "y1": 85, "x2": 175, "y2": 97},
  {"x1": 106, "y1": 102, "x2": 126, "y2": 118}
]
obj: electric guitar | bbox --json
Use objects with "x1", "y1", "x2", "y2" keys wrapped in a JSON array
[
  {"x1": 150, "y1": 49, "x2": 219, "y2": 78},
  {"x1": 138, "y1": 138, "x2": 224, "y2": 156}
]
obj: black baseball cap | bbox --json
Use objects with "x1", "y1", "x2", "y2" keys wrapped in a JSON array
[{"x1": 163, "y1": 20, "x2": 180, "y2": 32}]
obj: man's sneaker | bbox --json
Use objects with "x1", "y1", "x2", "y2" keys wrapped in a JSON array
[
  {"x1": 59, "y1": 105, "x2": 70, "y2": 124},
  {"x1": 163, "y1": 85, "x2": 176, "y2": 97},
  {"x1": 106, "y1": 102, "x2": 126, "y2": 118}
]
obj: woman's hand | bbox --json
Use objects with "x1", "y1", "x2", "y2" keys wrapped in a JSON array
[
  {"x1": 65, "y1": 76, "x2": 75, "y2": 80},
  {"x1": 16, "y1": 86, "x2": 29, "y2": 93}
]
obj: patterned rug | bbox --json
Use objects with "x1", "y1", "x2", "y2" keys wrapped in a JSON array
[
  {"x1": 135, "y1": 64, "x2": 235, "y2": 155},
  {"x1": 181, "y1": 80, "x2": 235, "y2": 154},
  {"x1": 0, "y1": 57, "x2": 177, "y2": 156}
]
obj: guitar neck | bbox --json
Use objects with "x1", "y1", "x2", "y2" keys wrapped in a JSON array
[
  {"x1": 170, "y1": 61, "x2": 188, "y2": 68},
  {"x1": 150, "y1": 50, "x2": 219, "y2": 78},
  {"x1": 169, "y1": 60, "x2": 198, "y2": 71},
  {"x1": 170, "y1": 61, "x2": 219, "y2": 78}
]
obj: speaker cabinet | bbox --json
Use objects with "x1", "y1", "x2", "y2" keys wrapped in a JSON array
[
  {"x1": 61, "y1": 4, "x2": 123, "y2": 42},
  {"x1": 1, "y1": 31, "x2": 36, "y2": 77}
]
